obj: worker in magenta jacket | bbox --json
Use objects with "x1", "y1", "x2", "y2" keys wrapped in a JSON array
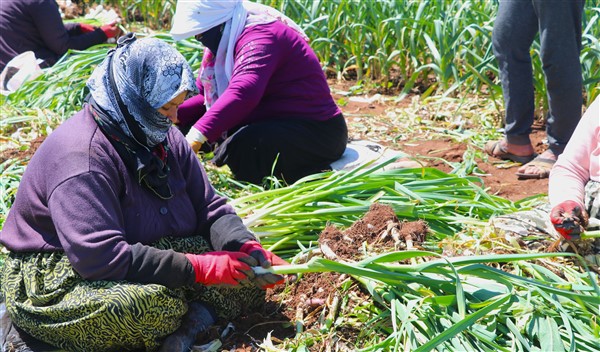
[{"x1": 170, "y1": 0, "x2": 348, "y2": 185}]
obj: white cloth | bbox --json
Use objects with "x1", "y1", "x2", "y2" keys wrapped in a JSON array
[
  {"x1": 0, "y1": 51, "x2": 43, "y2": 95},
  {"x1": 171, "y1": 0, "x2": 307, "y2": 101},
  {"x1": 330, "y1": 140, "x2": 420, "y2": 172}
]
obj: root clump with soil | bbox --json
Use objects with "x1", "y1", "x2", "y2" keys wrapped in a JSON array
[{"x1": 207, "y1": 203, "x2": 429, "y2": 351}]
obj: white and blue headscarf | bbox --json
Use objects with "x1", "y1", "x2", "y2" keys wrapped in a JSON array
[
  {"x1": 86, "y1": 34, "x2": 197, "y2": 199},
  {"x1": 87, "y1": 34, "x2": 197, "y2": 147},
  {"x1": 170, "y1": 0, "x2": 307, "y2": 105}
]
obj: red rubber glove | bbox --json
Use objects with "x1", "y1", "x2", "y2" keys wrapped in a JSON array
[
  {"x1": 100, "y1": 21, "x2": 119, "y2": 39},
  {"x1": 79, "y1": 23, "x2": 96, "y2": 33},
  {"x1": 550, "y1": 200, "x2": 588, "y2": 240},
  {"x1": 185, "y1": 252, "x2": 257, "y2": 286},
  {"x1": 239, "y1": 240, "x2": 288, "y2": 289}
]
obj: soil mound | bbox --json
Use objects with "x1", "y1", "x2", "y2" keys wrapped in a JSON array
[{"x1": 213, "y1": 203, "x2": 429, "y2": 350}]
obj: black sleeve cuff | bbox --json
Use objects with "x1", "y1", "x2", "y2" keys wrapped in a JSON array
[
  {"x1": 64, "y1": 22, "x2": 80, "y2": 35},
  {"x1": 210, "y1": 214, "x2": 257, "y2": 251},
  {"x1": 94, "y1": 28, "x2": 109, "y2": 40},
  {"x1": 125, "y1": 243, "x2": 196, "y2": 288}
]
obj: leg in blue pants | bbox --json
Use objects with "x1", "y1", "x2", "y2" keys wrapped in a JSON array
[{"x1": 490, "y1": 0, "x2": 584, "y2": 178}]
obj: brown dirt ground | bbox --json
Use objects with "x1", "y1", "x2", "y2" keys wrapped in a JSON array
[
  {"x1": 396, "y1": 133, "x2": 549, "y2": 201},
  {"x1": 328, "y1": 81, "x2": 549, "y2": 202},
  {"x1": 0, "y1": 81, "x2": 550, "y2": 351},
  {"x1": 189, "y1": 82, "x2": 549, "y2": 350},
  {"x1": 206, "y1": 203, "x2": 426, "y2": 351},
  {"x1": 0, "y1": 136, "x2": 44, "y2": 164}
]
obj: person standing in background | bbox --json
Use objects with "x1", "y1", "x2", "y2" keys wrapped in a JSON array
[{"x1": 485, "y1": 0, "x2": 585, "y2": 180}]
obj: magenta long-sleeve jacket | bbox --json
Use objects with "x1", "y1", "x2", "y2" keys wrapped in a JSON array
[{"x1": 179, "y1": 20, "x2": 341, "y2": 143}]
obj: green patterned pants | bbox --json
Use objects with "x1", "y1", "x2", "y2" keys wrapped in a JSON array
[{"x1": 0, "y1": 236, "x2": 265, "y2": 352}]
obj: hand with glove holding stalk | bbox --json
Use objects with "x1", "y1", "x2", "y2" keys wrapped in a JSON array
[
  {"x1": 186, "y1": 213, "x2": 289, "y2": 289},
  {"x1": 239, "y1": 240, "x2": 288, "y2": 289},
  {"x1": 185, "y1": 243, "x2": 287, "y2": 289},
  {"x1": 550, "y1": 200, "x2": 589, "y2": 240},
  {"x1": 185, "y1": 251, "x2": 258, "y2": 286}
]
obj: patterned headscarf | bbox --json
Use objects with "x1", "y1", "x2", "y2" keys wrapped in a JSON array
[
  {"x1": 170, "y1": 0, "x2": 307, "y2": 108},
  {"x1": 86, "y1": 34, "x2": 197, "y2": 199},
  {"x1": 87, "y1": 34, "x2": 197, "y2": 147}
]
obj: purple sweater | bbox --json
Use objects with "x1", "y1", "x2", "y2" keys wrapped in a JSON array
[
  {"x1": 0, "y1": 0, "x2": 107, "y2": 71},
  {"x1": 180, "y1": 20, "x2": 341, "y2": 142},
  {"x1": 0, "y1": 106, "x2": 241, "y2": 282}
]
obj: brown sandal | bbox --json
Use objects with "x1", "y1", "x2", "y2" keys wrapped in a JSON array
[
  {"x1": 484, "y1": 140, "x2": 537, "y2": 164},
  {"x1": 515, "y1": 156, "x2": 555, "y2": 179}
]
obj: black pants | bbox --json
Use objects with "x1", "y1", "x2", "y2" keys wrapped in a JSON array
[{"x1": 213, "y1": 114, "x2": 348, "y2": 185}]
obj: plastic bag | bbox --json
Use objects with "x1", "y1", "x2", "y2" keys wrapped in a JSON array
[{"x1": 0, "y1": 51, "x2": 44, "y2": 95}]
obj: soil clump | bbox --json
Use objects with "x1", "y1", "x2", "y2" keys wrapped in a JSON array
[{"x1": 208, "y1": 204, "x2": 428, "y2": 351}]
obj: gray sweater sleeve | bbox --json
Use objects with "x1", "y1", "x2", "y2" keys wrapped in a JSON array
[
  {"x1": 124, "y1": 214, "x2": 256, "y2": 289},
  {"x1": 209, "y1": 214, "x2": 257, "y2": 251},
  {"x1": 125, "y1": 243, "x2": 196, "y2": 288}
]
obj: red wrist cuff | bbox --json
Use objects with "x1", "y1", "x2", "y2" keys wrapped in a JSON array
[
  {"x1": 79, "y1": 23, "x2": 96, "y2": 33},
  {"x1": 239, "y1": 240, "x2": 262, "y2": 254},
  {"x1": 184, "y1": 253, "x2": 201, "y2": 282}
]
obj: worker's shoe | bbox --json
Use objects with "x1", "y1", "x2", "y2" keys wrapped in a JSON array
[
  {"x1": 2, "y1": 305, "x2": 32, "y2": 352},
  {"x1": 158, "y1": 301, "x2": 216, "y2": 352}
]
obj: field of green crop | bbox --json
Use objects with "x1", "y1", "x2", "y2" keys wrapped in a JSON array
[{"x1": 1, "y1": 1, "x2": 599, "y2": 351}]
